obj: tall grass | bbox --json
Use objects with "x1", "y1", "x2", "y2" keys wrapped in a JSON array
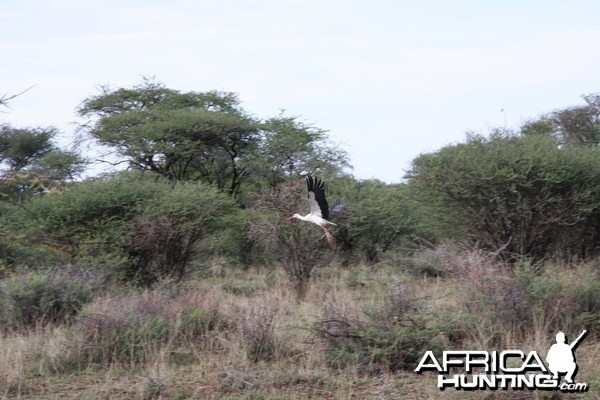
[{"x1": 0, "y1": 252, "x2": 598, "y2": 399}]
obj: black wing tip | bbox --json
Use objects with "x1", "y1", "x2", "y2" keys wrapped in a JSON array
[
  {"x1": 305, "y1": 173, "x2": 330, "y2": 219},
  {"x1": 306, "y1": 173, "x2": 324, "y2": 192}
]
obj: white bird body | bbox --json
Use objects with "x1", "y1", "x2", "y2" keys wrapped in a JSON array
[
  {"x1": 289, "y1": 212, "x2": 337, "y2": 228},
  {"x1": 288, "y1": 175, "x2": 343, "y2": 245}
]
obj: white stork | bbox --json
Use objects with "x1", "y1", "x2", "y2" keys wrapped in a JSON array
[{"x1": 288, "y1": 174, "x2": 344, "y2": 245}]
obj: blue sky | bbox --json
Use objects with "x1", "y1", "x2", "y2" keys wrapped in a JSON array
[{"x1": 2, "y1": 0, "x2": 600, "y2": 182}]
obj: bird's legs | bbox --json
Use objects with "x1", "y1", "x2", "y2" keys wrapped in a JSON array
[{"x1": 321, "y1": 226, "x2": 335, "y2": 246}]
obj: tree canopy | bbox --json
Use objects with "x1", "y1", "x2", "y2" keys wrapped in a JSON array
[
  {"x1": 78, "y1": 79, "x2": 349, "y2": 198},
  {"x1": 0, "y1": 124, "x2": 85, "y2": 203}
]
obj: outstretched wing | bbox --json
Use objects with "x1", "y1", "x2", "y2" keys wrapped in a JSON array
[
  {"x1": 306, "y1": 174, "x2": 330, "y2": 220},
  {"x1": 329, "y1": 201, "x2": 346, "y2": 219}
]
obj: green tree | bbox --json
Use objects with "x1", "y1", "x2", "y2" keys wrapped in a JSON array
[
  {"x1": 548, "y1": 93, "x2": 600, "y2": 145},
  {"x1": 78, "y1": 79, "x2": 261, "y2": 197},
  {"x1": 78, "y1": 79, "x2": 350, "y2": 197},
  {"x1": 251, "y1": 114, "x2": 350, "y2": 188},
  {"x1": 0, "y1": 125, "x2": 55, "y2": 173},
  {"x1": 0, "y1": 124, "x2": 85, "y2": 203},
  {"x1": 408, "y1": 130, "x2": 600, "y2": 261}
]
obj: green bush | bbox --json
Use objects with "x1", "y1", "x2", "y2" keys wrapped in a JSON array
[
  {"x1": 11, "y1": 173, "x2": 236, "y2": 285},
  {"x1": 0, "y1": 270, "x2": 94, "y2": 329},
  {"x1": 326, "y1": 178, "x2": 431, "y2": 264},
  {"x1": 515, "y1": 261, "x2": 600, "y2": 338},
  {"x1": 3, "y1": 172, "x2": 159, "y2": 267},
  {"x1": 408, "y1": 131, "x2": 600, "y2": 261},
  {"x1": 125, "y1": 180, "x2": 236, "y2": 284}
]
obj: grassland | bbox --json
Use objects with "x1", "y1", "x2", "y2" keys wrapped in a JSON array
[{"x1": 0, "y1": 247, "x2": 599, "y2": 399}]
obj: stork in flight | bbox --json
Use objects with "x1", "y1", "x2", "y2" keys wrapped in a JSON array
[{"x1": 288, "y1": 174, "x2": 344, "y2": 245}]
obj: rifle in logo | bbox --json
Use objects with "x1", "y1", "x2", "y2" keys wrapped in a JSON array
[{"x1": 546, "y1": 329, "x2": 586, "y2": 384}]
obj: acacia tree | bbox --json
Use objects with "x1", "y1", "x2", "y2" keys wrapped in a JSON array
[
  {"x1": 250, "y1": 114, "x2": 350, "y2": 188},
  {"x1": 79, "y1": 80, "x2": 350, "y2": 197},
  {"x1": 78, "y1": 79, "x2": 261, "y2": 197},
  {"x1": 0, "y1": 124, "x2": 85, "y2": 203}
]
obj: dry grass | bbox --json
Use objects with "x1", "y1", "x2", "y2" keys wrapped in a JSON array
[{"x1": 0, "y1": 251, "x2": 599, "y2": 399}]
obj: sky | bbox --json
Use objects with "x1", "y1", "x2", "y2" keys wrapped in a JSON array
[{"x1": 2, "y1": 0, "x2": 600, "y2": 183}]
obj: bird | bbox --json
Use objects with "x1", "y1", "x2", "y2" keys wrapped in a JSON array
[{"x1": 288, "y1": 174, "x2": 344, "y2": 246}]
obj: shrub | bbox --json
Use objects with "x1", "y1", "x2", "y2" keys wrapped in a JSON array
[
  {"x1": 249, "y1": 181, "x2": 334, "y2": 299},
  {"x1": 515, "y1": 260, "x2": 600, "y2": 339},
  {"x1": 237, "y1": 299, "x2": 280, "y2": 362},
  {"x1": 58, "y1": 288, "x2": 230, "y2": 369},
  {"x1": 14, "y1": 173, "x2": 237, "y2": 286},
  {"x1": 125, "y1": 181, "x2": 236, "y2": 284},
  {"x1": 441, "y1": 245, "x2": 600, "y2": 345},
  {"x1": 338, "y1": 180, "x2": 427, "y2": 264},
  {"x1": 314, "y1": 285, "x2": 449, "y2": 374},
  {"x1": 0, "y1": 270, "x2": 95, "y2": 329},
  {"x1": 408, "y1": 131, "x2": 600, "y2": 261}
]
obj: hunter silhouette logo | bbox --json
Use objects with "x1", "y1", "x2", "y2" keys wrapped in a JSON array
[
  {"x1": 546, "y1": 330, "x2": 586, "y2": 384},
  {"x1": 415, "y1": 329, "x2": 588, "y2": 392}
]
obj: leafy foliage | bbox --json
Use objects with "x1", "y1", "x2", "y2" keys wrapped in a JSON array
[
  {"x1": 78, "y1": 80, "x2": 259, "y2": 196},
  {"x1": 251, "y1": 114, "x2": 350, "y2": 188},
  {"x1": 78, "y1": 80, "x2": 349, "y2": 198},
  {"x1": 0, "y1": 124, "x2": 85, "y2": 203},
  {"x1": 408, "y1": 131, "x2": 600, "y2": 260},
  {"x1": 3, "y1": 173, "x2": 236, "y2": 285},
  {"x1": 335, "y1": 180, "x2": 430, "y2": 263},
  {"x1": 548, "y1": 93, "x2": 600, "y2": 145},
  {"x1": 127, "y1": 181, "x2": 237, "y2": 284}
]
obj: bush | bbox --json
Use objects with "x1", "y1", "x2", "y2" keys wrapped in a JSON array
[
  {"x1": 337, "y1": 180, "x2": 429, "y2": 264},
  {"x1": 439, "y1": 245, "x2": 600, "y2": 345},
  {"x1": 0, "y1": 270, "x2": 95, "y2": 329},
  {"x1": 314, "y1": 285, "x2": 450, "y2": 374},
  {"x1": 515, "y1": 260, "x2": 600, "y2": 339},
  {"x1": 125, "y1": 181, "x2": 236, "y2": 284},
  {"x1": 249, "y1": 181, "x2": 334, "y2": 299},
  {"x1": 59, "y1": 289, "x2": 230, "y2": 369},
  {"x1": 13, "y1": 173, "x2": 237, "y2": 285},
  {"x1": 237, "y1": 299, "x2": 280, "y2": 362},
  {"x1": 408, "y1": 131, "x2": 600, "y2": 261}
]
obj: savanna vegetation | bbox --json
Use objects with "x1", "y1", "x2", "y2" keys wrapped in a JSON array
[{"x1": 0, "y1": 81, "x2": 599, "y2": 399}]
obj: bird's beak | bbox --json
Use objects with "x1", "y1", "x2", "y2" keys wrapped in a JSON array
[{"x1": 287, "y1": 216, "x2": 294, "y2": 221}]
